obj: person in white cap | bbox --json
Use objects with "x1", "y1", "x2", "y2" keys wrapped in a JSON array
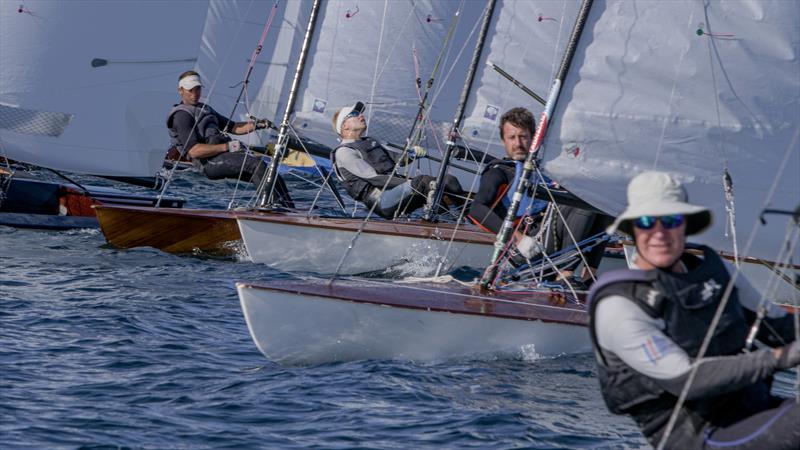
[
  {"x1": 330, "y1": 101, "x2": 463, "y2": 218},
  {"x1": 588, "y1": 171, "x2": 799, "y2": 449},
  {"x1": 166, "y1": 70, "x2": 292, "y2": 206}
]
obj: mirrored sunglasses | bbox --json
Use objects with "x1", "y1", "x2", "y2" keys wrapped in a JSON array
[
  {"x1": 633, "y1": 214, "x2": 685, "y2": 230},
  {"x1": 345, "y1": 110, "x2": 362, "y2": 119}
]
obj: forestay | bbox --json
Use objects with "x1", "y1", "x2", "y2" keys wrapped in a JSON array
[
  {"x1": 0, "y1": 1, "x2": 209, "y2": 177},
  {"x1": 539, "y1": 0, "x2": 800, "y2": 261}
]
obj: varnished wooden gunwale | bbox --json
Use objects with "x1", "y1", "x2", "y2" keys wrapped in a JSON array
[
  {"x1": 234, "y1": 211, "x2": 496, "y2": 245},
  {"x1": 94, "y1": 203, "x2": 496, "y2": 256},
  {"x1": 237, "y1": 278, "x2": 588, "y2": 326}
]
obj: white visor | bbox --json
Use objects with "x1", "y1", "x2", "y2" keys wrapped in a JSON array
[{"x1": 179, "y1": 75, "x2": 202, "y2": 90}]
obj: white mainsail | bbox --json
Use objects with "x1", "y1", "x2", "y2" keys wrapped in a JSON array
[
  {"x1": 459, "y1": 0, "x2": 581, "y2": 160},
  {"x1": 195, "y1": 0, "x2": 310, "y2": 128},
  {"x1": 288, "y1": 0, "x2": 484, "y2": 155},
  {"x1": 0, "y1": 0, "x2": 209, "y2": 177},
  {"x1": 539, "y1": 0, "x2": 799, "y2": 262},
  {"x1": 250, "y1": 1, "x2": 314, "y2": 127}
]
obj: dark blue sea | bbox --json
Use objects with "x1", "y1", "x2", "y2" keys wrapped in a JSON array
[{"x1": 2, "y1": 170, "x2": 795, "y2": 449}]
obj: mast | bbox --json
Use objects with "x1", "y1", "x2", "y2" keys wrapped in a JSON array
[
  {"x1": 479, "y1": 0, "x2": 594, "y2": 289},
  {"x1": 256, "y1": 0, "x2": 321, "y2": 208},
  {"x1": 423, "y1": 0, "x2": 497, "y2": 222}
]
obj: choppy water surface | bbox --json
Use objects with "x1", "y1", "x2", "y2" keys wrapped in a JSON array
[{"x1": 4, "y1": 171, "x2": 770, "y2": 449}]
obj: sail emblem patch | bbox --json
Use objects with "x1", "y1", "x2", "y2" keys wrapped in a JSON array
[
  {"x1": 483, "y1": 104, "x2": 499, "y2": 121},
  {"x1": 312, "y1": 99, "x2": 326, "y2": 114},
  {"x1": 563, "y1": 143, "x2": 581, "y2": 158}
]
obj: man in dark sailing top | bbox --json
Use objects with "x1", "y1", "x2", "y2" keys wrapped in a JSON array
[
  {"x1": 330, "y1": 101, "x2": 463, "y2": 219},
  {"x1": 166, "y1": 70, "x2": 292, "y2": 206},
  {"x1": 589, "y1": 171, "x2": 799, "y2": 449},
  {"x1": 468, "y1": 107, "x2": 608, "y2": 285}
]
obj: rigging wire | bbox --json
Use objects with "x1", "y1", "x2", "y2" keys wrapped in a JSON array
[
  {"x1": 392, "y1": 8, "x2": 463, "y2": 218},
  {"x1": 366, "y1": 0, "x2": 392, "y2": 128},
  {"x1": 284, "y1": 124, "x2": 347, "y2": 212},
  {"x1": 329, "y1": 9, "x2": 462, "y2": 279},
  {"x1": 656, "y1": 128, "x2": 800, "y2": 450},
  {"x1": 481, "y1": 0, "x2": 595, "y2": 289},
  {"x1": 156, "y1": 0, "x2": 273, "y2": 207},
  {"x1": 701, "y1": 9, "x2": 741, "y2": 263},
  {"x1": 430, "y1": 0, "x2": 571, "y2": 276},
  {"x1": 743, "y1": 223, "x2": 800, "y2": 350}
]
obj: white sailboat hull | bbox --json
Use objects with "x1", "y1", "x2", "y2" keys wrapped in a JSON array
[
  {"x1": 237, "y1": 213, "x2": 798, "y2": 302},
  {"x1": 237, "y1": 279, "x2": 589, "y2": 365},
  {"x1": 237, "y1": 215, "x2": 494, "y2": 275}
]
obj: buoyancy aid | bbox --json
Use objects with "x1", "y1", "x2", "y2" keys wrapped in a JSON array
[
  {"x1": 484, "y1": 160, "x2": 547, "y2": 218},
  {"x1": 166, "y1": 102, "x2": 228, "y2": 158},
  {"x1": 331, "y1": 138, "x2": 397, "y2": 203},
  {"x1": 587, "y1": 246, "x2": 753, "y2": 438}
]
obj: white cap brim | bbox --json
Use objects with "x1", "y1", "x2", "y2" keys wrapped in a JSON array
[{"x1": 179, "y1": 75, "x2": 202, "y2": 90}]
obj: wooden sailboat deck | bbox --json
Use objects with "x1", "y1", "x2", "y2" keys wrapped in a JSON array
[{"x1": 237, "y1": 277, "x2": 588, "y2": 326}]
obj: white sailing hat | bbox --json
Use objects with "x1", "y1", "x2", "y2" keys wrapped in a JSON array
[
  {"x1": 334, "y1": 101, "x2": 365, "y2": 135},
  {"x1": 179, "y1": 74, "x2": 203, "y2": 90},
  {"x1": 607, "y1": 171, "x2": 712, "y2": 236}
]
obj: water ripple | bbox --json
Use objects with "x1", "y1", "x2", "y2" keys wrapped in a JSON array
[{"x1": 0, "y1": 175, "x2": 650, "y2": 449}]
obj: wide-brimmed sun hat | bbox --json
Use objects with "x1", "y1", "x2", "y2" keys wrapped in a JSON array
[
  {"x1": 333, "y1": 101, "x2": 365, "y2": 135},
  {"x1": 606, "y1": 171, "x2": 712, "y2": 236}
]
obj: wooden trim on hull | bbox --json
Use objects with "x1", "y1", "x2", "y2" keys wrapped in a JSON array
[
  {"x1": 237, "y1": 278, "x2": 588, "y2": 326},
  {"x1": 94, "y1": 204, "x2": 241, "y2": 255},
  {"x1": 234, "y1": 211, "x2": 495, "y2": 245},
  {"x1": 94, "y1": 204, "x2": 493, "y2": 257}
]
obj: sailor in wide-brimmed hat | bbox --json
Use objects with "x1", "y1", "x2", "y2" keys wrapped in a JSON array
[
  {"x1": 607, "y1": 170, "x2": 712, "y2": 237},
  {"x1": 588, "y1": 170, "x2": 800, "y2": 449},
  {"x1": 606, "y1": 171, "x2": 712, "y2": 271}
]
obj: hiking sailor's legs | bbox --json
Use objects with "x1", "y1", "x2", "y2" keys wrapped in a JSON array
[
  {"x1": 363, "y1": 175, "x2": 432, "y2": 218},
  {"x1": 202, "y1": 152, "x2": 294, "y2": 207},
  {"x1": 369, "y1": 180, "x2": 418, "y2": 218}
]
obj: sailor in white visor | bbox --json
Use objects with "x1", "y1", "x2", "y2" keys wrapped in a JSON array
[
  {"x1": 166, "y1": 70, "x2": 292, "y2": 206},
  {"x1": 330, "y1": 101, "x2": 463, "y2": 218},
  {"x1": 588, "y1": 171, "x2": 799, "y2": 449}
]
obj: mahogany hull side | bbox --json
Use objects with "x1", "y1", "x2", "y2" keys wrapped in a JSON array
[{"x1": 94, "y1": 205, "x2": 241, "y2": 255}]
